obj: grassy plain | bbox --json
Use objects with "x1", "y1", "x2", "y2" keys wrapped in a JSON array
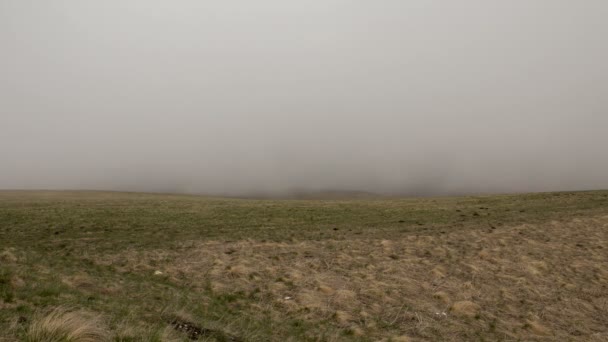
[{"x1": 1, "y1": 190, "x2": 607, "y2": 341}]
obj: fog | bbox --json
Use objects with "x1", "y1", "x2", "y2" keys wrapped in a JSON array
[{"x1": 1, "y1": 1, "x2": 607, "y2": 197}]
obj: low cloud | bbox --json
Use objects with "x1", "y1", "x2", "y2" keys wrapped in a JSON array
[{"x1": 1, "y1": 1, "x2": 607, "y2": 197}]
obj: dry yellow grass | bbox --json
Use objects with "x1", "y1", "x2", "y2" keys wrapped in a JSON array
[
  {"x1": 100, "y1": 215, "x2": 608, "y2": 341},
  {"x1": 3, "y1": 190, "x2": 608, "y2": 340},
  {"x1": 25, "y1": 307, "x2": 110, "y2": 342}
]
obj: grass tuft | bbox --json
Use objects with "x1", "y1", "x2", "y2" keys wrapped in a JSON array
[{"x1": 25, "y1": 307, "x2": 110, "y2": 342}]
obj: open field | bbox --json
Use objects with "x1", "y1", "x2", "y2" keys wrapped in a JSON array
[{"x1": 1, "y1": 190, "x2": 608, "y2": 341}]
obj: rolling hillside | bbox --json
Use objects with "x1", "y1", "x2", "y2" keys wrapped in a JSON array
[{"x1": 1, "y1": 190, "x2": 607, "y2": 341}]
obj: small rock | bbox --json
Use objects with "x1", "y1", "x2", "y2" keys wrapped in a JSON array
[{"x1": 434, "y1": 311, "x2": 448, "y2": 318}]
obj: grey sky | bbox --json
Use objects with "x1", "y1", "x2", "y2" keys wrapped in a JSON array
[{"x1": 1, "y1": 1, "x2": 607, "y2": 196}]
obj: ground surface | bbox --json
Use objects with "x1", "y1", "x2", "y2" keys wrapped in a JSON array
[{"x1": 1, "y1": 190, "x2": 607, "y2": 341}]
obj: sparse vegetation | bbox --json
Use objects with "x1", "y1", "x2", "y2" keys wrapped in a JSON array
[{"x1": 1, "y1": 190, "x2": 608, "y2": 341}]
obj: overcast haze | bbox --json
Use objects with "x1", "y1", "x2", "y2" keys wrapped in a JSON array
[{"x1": 1, "y1": 1, "x2": 607, "y2": 197}]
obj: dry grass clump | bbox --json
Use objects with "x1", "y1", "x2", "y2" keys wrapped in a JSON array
[
  {"x1": 25, "y1": 307, "x2": 110, "y2": 342},
  {"x1": 0, "y1": 248, "x2": 18, "y2": 263},
  {"x1": 60, "y1": 274, "x2": 121, "y2": 296},
  {"x1": 449, "y1": 301, "x2": 480, "y2": 318}
]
